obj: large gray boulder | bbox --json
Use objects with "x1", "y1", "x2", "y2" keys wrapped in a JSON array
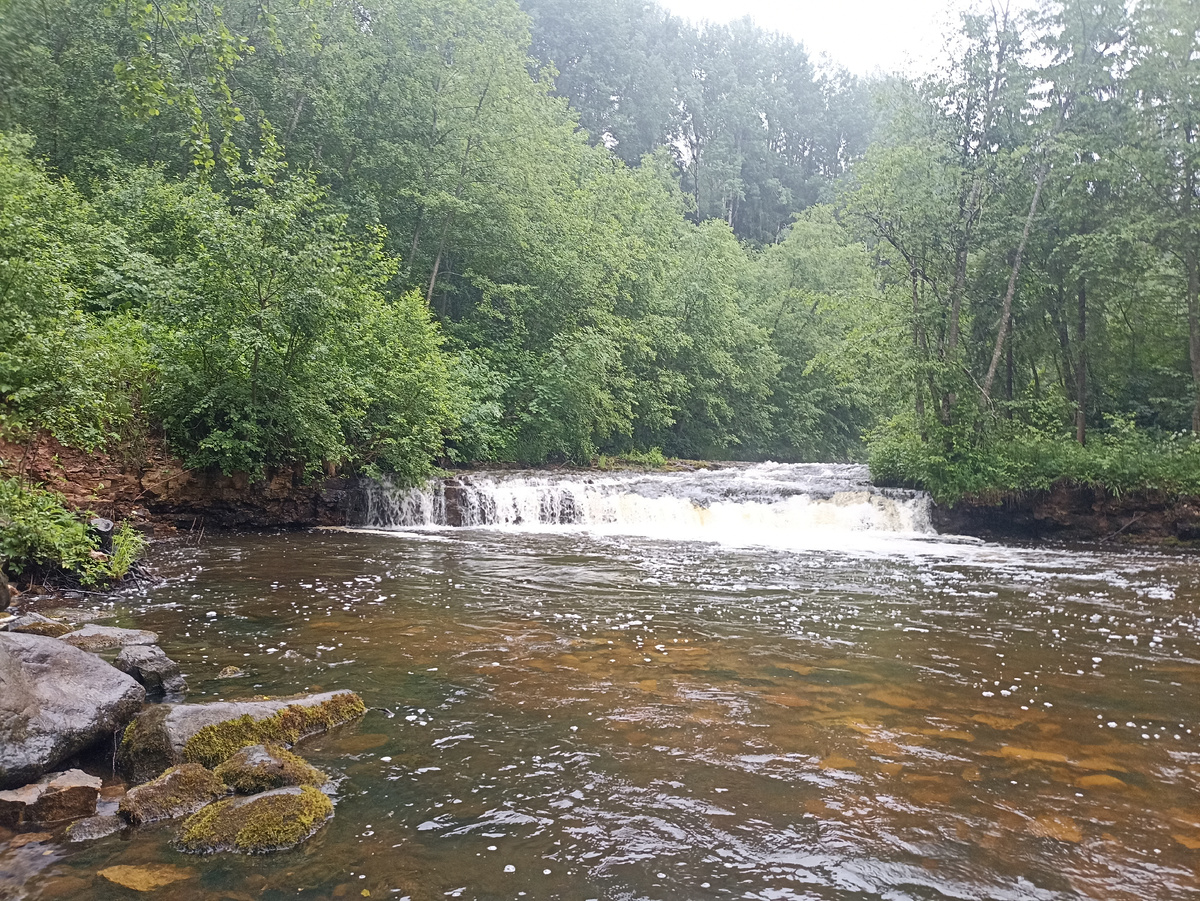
[
  {"x1": 0, "y1": 633, "x2": 146, "y2": 789},
  {"x1": 117, "y1": 690, "x2": 366, "y2": 783}
]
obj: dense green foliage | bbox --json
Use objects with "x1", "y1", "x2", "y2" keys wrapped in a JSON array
[
  {"x1": 0, "y1": 477, "x2": 145, "y2": 584},
  {"x1": 0, "y1": 0, "x2": 1198, "y2": 511}
]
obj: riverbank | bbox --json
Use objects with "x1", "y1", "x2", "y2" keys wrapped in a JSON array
[
  {"x1": 0, "y1": 433, "x2": 362, "y2": 535},
  {"x1": 932, "y1": 483, "x2": 1200, "y2": 544},
  {"x1": 7, "y1": 434, "x2": 1200, "y2": 545}
]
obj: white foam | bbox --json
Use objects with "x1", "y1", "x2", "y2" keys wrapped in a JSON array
[{"x1": 360, "y1": 463, "x2": 936, "y2": 551}]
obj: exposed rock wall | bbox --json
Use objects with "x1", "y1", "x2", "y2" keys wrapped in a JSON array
[
  {"x1": 0, "y1": 433, "x2": 365, "y2": 532},
  {"x1": 932, "y1": 483, "x2": 1200, "y2": 543}
]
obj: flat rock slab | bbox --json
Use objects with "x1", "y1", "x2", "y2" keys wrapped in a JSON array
[
  {"x1": 115, "y1": 645, "x2": 187, "y2": 695},
  {"x1": 117, "y1": 691, "x2": 365, "y2": 783},
  {"x1": 0, "y1": 633, "x2": 145, "y2": 789},
  {"x1": 2, "y1": 613, "x2": 72, "y2": 638},
  {"x1": 60, "y1": 624, "x2": 158, "y2": 652},
  {"x1": 98, "y1": 864, "x2": 197, "y2": 892},
  {"x1": 0, "y1": 769, "x2": 102, "y2": 827}
]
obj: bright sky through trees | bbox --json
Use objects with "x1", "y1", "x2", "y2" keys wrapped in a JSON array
[{"x1": 656, "y1": 0, "x2": 972, "y2": 74}]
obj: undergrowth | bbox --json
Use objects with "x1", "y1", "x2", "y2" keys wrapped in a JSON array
[
  {"x1": 868, "y1": 416, "x2": 1200, "y2": 504},
  {"x1": 0, "y1": 476, "x2": 145, "y2": 585}
]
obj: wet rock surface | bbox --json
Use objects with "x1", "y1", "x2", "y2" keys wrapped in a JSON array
[
  {"x1": 0, "y1": 770, "x2": 102, "y2": 828},
  {"x1": 117, "y1": 691, "x2": 365, "y2": 782},
  {"x1": 66, "y1": 813, "x2": 124, "y2": 842},
  {"x1": 176, "y1": 785, "x2": 334, "y2": 854},
  {"x1": 213, "y1": 744, "x2": 325, "y2": 795},
  {"x1": 0, "y1": 633, "x2": 145, "y2": 789},
  {"x1": 60, "y1": 624, "x2": 159, "y2": 653},
  {"x1": 118, "y1": 764, "x2": 227, "y2": 825},
  {"x1": 114, "y1": 644, "x2": 187, "y2": 695}
]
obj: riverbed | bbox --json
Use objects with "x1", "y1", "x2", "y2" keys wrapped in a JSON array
[{"x1": 4, "y1": 465, "x2": 1200, "y2": 900}]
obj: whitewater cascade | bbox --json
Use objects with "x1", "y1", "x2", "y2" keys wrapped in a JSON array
[{"x1": 359, "y1": 463, "x2": 934, "y2": 547}]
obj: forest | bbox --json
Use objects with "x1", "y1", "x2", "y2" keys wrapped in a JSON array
[{"x1": 1, "y1": 0, "x2": 1200, "y2": 578}]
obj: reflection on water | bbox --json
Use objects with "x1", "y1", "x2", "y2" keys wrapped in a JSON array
[{"x1": 5, "y1": 517, "x2": 1200, "y2": 900}]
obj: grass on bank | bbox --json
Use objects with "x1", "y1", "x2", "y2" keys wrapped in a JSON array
[
  {"x1": 868, "y1": 417, "x2": 1200, "y2": 505},
  {"x1": 0, "y1": 475, "x2": 145, "y2": 586}
]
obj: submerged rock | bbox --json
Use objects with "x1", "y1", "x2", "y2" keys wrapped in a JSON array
[
  {"x1": 2, "y1": 613, "x2": 72, "y2": 638},
  {"x1": 98, "y1": 864, "x2": 197, "y2": 891},
  {"x1": 0, "y1": 769, "x2": 102, "y2": 827},
  {"x1": 0, "y1": 632, "x2": 145, "y2": 789},
  {"x1": 213, "y1": 744, "x2": 325, "y2": 795},
  {"x1": 119, "y1": 764, "x2": 227, "y2": 825},
  {"x1": 117, "y1": 690, "x2": 366, "y2": 782},
  {"x1": 115, "y1": 645, "x2": 188, "y2": 695},
  {"x1": 67, "y1": 813, "x2": 124, "y2": 842},
  {"x1": 177, "y1": 785, "x2": 334, "y2": 854},
  {"x1": 60, "y1": 624, "x2": 158, "y2": 653}
]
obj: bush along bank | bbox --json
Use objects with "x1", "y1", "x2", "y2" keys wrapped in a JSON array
[
  {"x1": 869, "y1": 421, "x2": 1200, "y2": 543},
  {"x1": 0, "y1": 476, "x2": 145, "y2": 595}
]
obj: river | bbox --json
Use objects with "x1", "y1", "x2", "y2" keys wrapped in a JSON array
[{"x1": 4, "y1": 464, "x2": 1200, "y2": 900}]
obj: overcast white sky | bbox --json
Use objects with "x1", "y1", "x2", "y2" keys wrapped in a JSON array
[{"x1": 655, "y1": 0, "x2": 976, "y2": 76}]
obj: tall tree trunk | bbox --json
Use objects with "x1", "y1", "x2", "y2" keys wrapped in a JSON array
[
  {"x1": 1076, "y1": 278, "x2": 1087, "y2": 445},
  {"x1": 980, "y1": 162, "x2": 1050, "y2": 407},
  {"x1": 912, "y1": 271, "x2": 927, "y2": 435},
  {"x1": 1188, "y1": 248, "x2": 1200, "y2": 433}
]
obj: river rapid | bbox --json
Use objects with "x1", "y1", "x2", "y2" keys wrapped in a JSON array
[{"x1": 5, "y1": 463, "x2": 1200, "y2": 900}]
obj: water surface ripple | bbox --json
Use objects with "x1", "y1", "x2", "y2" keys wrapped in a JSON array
[{"x1": 5, "y1": 466, "x2": 1200, "y2": 901}]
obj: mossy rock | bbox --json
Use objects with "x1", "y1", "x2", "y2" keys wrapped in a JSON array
[
  {"x1": 119, "y1": 764, "x2": 227, "y2": 825},
  {"x1": 213, "y1": 744, "x2": 325, "y2": 795},
  {"x1": 182, "y1": 692, "x2": 367, "y2": 769},
  {"x1": 176, "y1": 785, "x2": 333, "y2": 854},
  {"x1": 117, "y1": 691, "x2": 366, "y2": 783}
]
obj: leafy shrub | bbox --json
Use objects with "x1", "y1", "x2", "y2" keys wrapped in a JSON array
[
  {"x1": 869, "y1": 416, "x2": 1200, "y2": 504},
  {"x1": 0, "y1": 477, "x2": 143, "y2": 585}
]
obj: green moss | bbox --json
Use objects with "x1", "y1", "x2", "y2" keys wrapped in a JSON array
[
  {"x1": 213, "y1": 744, "x2": 326, "y2": 795},
  {"x1": 11, "y1": 620, "x2": 72, "y2": 637},
  {"x1": 117, "y1": 706, "x2": 173, "y2": 784},
  {"x1": 119, "y1": 763, "x2": 227, "y2": 825},
  {"x1": 182, "y1": 692, "x2": 366, "y2": 769},
  {"x1": 177, "y1": 785, "x2": 334, "y2": 854}
]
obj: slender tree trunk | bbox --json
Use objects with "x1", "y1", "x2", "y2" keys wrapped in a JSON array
[
  {"x1": 1005, "y1": 330, "x2": 1014, "y2": 418},
  {"x1": 1076, "y1": 279, "x2": 1087, "y2": 445},
  {"x1": 1188, "y1": 248, "x2": 1200, "y2": 433},
  {"x1": 912, "y1": 271, "x2": 927, "y2": 433},
  {"x1": 980, "y1": 162, "x2": 1050, "y2": 407}
]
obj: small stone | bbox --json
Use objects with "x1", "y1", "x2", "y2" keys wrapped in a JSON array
[
  {"x1": 60, "y1": 624, "x2": 158, "y2": 653},
  {"x1": 98, "y1": 864, "x2": 197, "y2": 891},
  {"x1": 214, "y1": 744, "x2": 326, "y2": 794},
  {"x1": 66, "y1": 814, "x2": 124, "y2": 842},
  {"x1": 177, "y1": 785, "x2": 334, "y2": 854},
  {"x1": 3, "y1": 613, "x2": 73, "y2": 638},
  {"x1": 119, "y1": 764, "x2": 227, "y2": 825},
  {"x1": 0, "y1": 770, "x2": 102, "y2": 828},
  {"x1": 115, "y1": 645, "x2": 187, "y2": 695}
]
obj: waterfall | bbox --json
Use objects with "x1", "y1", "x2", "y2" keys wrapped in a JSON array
[{"x1": 359, "y1": 463, "x2": 934, "y2": 545}]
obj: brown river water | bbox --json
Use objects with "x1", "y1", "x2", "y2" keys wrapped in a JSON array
[{"x1": 3, "y1": 464, "x2": 1200, "y2": 900}]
